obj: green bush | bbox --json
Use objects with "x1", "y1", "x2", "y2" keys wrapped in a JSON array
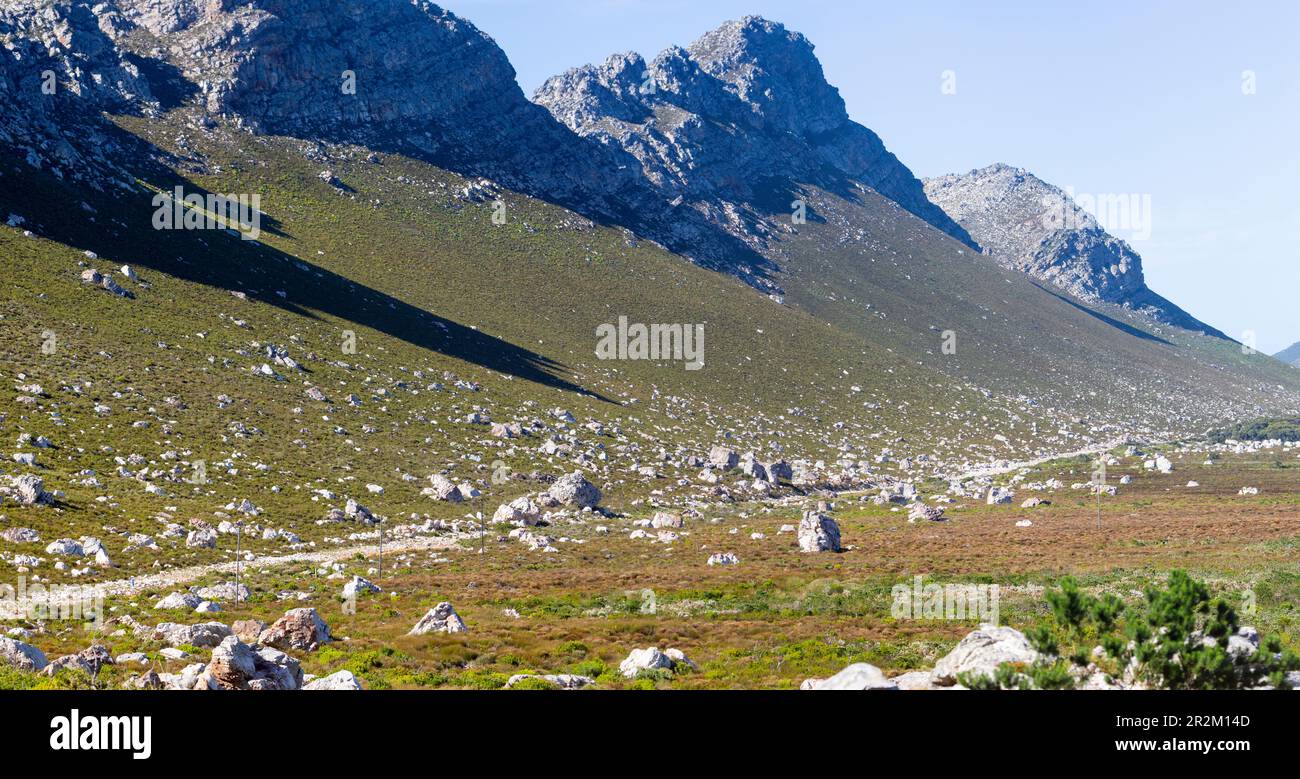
[{"x1": 964, "y1": 571, "x2": 1299, "y2": 689}]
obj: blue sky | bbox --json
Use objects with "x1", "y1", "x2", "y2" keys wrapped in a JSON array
[{"x1": 452, "y1": 0, "x2": 1299, "y2": 353}]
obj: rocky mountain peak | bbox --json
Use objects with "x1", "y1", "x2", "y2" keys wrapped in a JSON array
[
  {"x1": 923, "y1": 164, "x2": 1221, "y2": 335},
  {"x1": 684, "y1": 16, "x2": 849, "y2": 137},
  {"x1": 534, "y1": 16, "x2": 974, "y2": 251}
]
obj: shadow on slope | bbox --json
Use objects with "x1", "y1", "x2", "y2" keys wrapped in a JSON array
[
  {"x1": 1032, "y1": 283, "x2": 1173, "y2": 346},
  {"x1": 0, "y1": 139, "x2": 611, "y2": 402}
]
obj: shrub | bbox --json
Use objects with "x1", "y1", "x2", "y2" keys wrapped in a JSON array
[{"x1": 966, "y1": 571, "x2": 1299, "y2": 689}]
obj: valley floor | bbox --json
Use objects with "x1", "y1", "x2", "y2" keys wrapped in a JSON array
[{"x1": 4, "y1": 446, "x2": 1297, "y2": 690}]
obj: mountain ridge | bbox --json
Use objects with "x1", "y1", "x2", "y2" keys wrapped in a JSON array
[
  {"x1": 923, "y1": 163, "x2": 1222, "y2": 337},
  {"x1": 1276, "y1": 342, "x2": 1300, "y2": 367},
  {"x1": 533, "y1": 16, "x2": 977, "y2": 256}
]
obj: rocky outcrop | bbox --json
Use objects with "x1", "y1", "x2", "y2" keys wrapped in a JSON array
[
  {"x1": 923, "y1": 164, "x2": 1220, "y2": 334},
  {"x1": 534, "y1": 16, "x2": 975, "y2": 252}
]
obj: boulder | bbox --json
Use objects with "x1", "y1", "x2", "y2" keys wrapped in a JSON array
[
  {"x1": 428, "y1": 474, "x2": 463, "y2": 502},
  {"x1": 154, "y1": 591, "x2": 203, "y2": 610},
  {"x1": 650, "y1": 511, "x2": 683, "y2": 529},
  {"x1": 0, "y1": 636, "x2": 48, "y2": 671},
  {"x1": 204, "y1": 636, "x2": 303, "y2": 690},
  {"x1": 986, "y1": 487, "x2": 1015, "y2": 505},
  {"x1": 797, "y1": 510, "x2": 841, "y2": 552},
  {"x1": 805, "y1": 663, "x2": 898, "y2": 690},
  {"x1": 548, "y1": 471, "x2": 601, "y2": 508},
  {"x1": 304, "y1": 670, "x2": 364, "y2": 690},
  {"x1": 619, "y1": 646, "x2": 674, "y2": 677},
  {"x1": 231, "y1": 619, "x2": 268, "y2": 644},
  {"x1": 409, "y1": 602, "x2": 468, "y2": 635},
  {"x1": 152, "y1": 621, "x2": 232, "y2": 648},
  {"x1": 505, "y1": 673, "x2": 594, "y2": 689},
  {"x1": 1, "y1": 527, "x2": 40, "y2": 543},
  {"x1": 708, "y1": 446, "x2": 739, "y2": 471},
  {"x1": 931, "y1": 626, "x2": 1038, "y2": 686},
  {"x1": 258, "y1": 608, "x2": 331, "y2": 651},
  {"x1": 342, "y1": 575, "x2": 380, "y2": 599}
]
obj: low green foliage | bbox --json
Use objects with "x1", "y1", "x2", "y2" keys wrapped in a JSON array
[
  {"x1": 1208, "y1": 417, "x2": 1300, "y2": 443},
  {"x1": 967, "y1": 571, "x2": 1300, "y2": 689}
]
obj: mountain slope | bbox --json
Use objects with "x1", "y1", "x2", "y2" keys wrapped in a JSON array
[
  {"x1": 922, "y1": 164, "x2": 1220, "y2": 335},
  {"x1": 1276, "y1": 342, "x2": 1300, "y2": 367},
  {"x1": 0, "y1": 0, "x2": 1296, "y2": 483}
]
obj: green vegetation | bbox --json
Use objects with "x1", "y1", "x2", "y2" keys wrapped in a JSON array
[
  {"x1": 1209, "y1": 417, "x2": 1300, "y2": 443},
  {"x1": 962, "y1": 572, "x2": 1300, "y2": 690}
]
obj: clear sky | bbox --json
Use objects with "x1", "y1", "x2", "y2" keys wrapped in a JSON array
[{"x1": 451, "y1": 0, "x2": 1299, "y2": 353}]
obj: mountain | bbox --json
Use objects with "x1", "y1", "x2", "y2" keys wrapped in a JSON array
[
  {"x1": 1, "y1": 0, "x2": 1298, "y2": 487},
  {"x1": 922, "y1": 164, "x2": 1221, "y2": 335},
  {"x1": 1, "y1": 0, "x2": 774, "y2": 283},
  {"x1": 533, "y1": 17, "x2": 975, "y2": 254},
  {"x1": 1276, "y1": 342, "x2": 1300, "y2": 367}
]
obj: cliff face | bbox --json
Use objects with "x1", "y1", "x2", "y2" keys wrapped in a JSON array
[
  {"x1": 533, "y1": 16, "x2": 975, "y2": 251},
  {"x1": 924, "y1": 164, "x2": 1221, "y2": 335},
  {"x1": 0, "y1": 1, "x2": 155, "y2": 181}
]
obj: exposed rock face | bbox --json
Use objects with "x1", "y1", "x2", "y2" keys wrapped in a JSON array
[
  {"x1": 923, "y1": 164, "x2": 1220, "y2": 334},
  {"x1": 0, "y1": 0, "x2": 156, "y2": 179},
  {"x1": 534, "y1": 16, "x2": 974, "y2": 252}
]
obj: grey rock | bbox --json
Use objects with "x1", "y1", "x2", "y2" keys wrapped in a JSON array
[
  {"x1": 806, "y1": 663, "x2": 898, "y2": 690},
  {"x1": 0, "y1": 636, "x2": 48, "y2": 671},
  {"x1": 547, "y1": 471, "x2": 601, "y2": 508},
  {"x1": 304, "y1": 669, "x2": 363, "y2": 690},
  {"x1": 796, "y1": 510, "x2": 841, "y2": 552},
  {"x1": 408, "y1": 602, "x2": 467, "y2": 635},
  {"x1": 931, "y1": 625, "x2": 1039, "y2": 686}
]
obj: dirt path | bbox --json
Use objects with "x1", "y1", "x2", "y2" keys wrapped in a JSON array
[
  {"x1": 944, "y1": 438, "x2": 1132, "y2": 481},
  {"x1": 1, "y1": 533, "x2": 466, "y2": 614}
]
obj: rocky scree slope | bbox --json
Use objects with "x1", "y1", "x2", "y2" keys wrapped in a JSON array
[{"x1": 923, "y1": 163, "x2": 1221, "y2": 335}]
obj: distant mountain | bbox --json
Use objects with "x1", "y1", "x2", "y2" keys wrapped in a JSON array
[
  {"x1": 1276, "y1": 342, "x2": 1300, "y2": 367},
  {"x1": 923, "y1": 164, "x2": 1222, "y2": 336}
]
